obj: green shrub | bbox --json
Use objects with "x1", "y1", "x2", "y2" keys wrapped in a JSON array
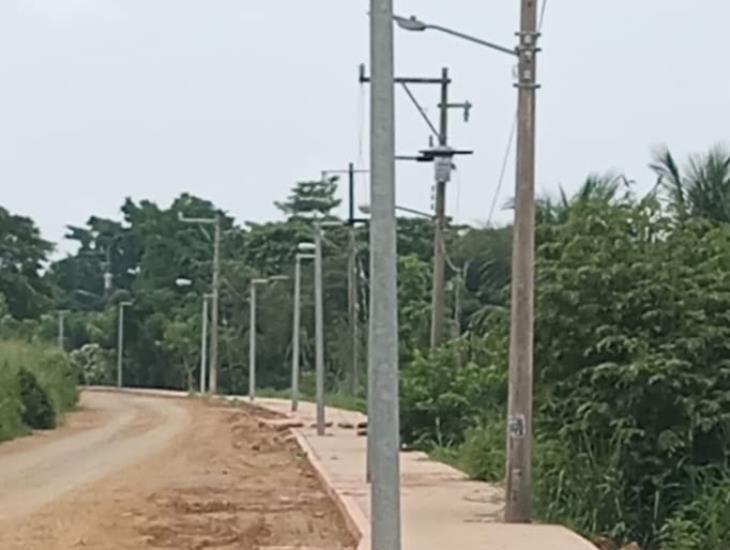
[
  {"x1": 400, "y1": 334, "x2": 506, "y2": 448},
  {"x1": 18, "y1": 368, "x2": 55, "y2": 429},
  {"x1": 457, "y1": 415, "x2": 506, "y2": 482},
  {"x1": 0, "y1": 361, "x2": 25, "y2": 441},
  {"x1": 0, "y1": 340, "x2": 78, "y2": 441}
]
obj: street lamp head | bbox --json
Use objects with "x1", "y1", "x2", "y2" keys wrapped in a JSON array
[
  {"x1": 251, "y1": 278, "x2": 269, "y2": 285},
  {"x1": 269, "y1": 275, "x2": 290, "y2": 282},
  {"x1": 394, "y1": 14, "x2": 428, "y2": 32},
  {"x1": 358, "y1": 204, "x2": 372, "y2": 215},
  {"x1": 298, "y1": 242, "x2": 316, "y2": 252},
  {"x1": 175, "y1": 277, "x2": 193, "y2": 288}
]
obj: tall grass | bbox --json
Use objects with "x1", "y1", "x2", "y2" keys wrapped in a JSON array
[
  {"x1": 0, "y1": 340, "x2": 78, "y2": 442},
  {"x1": 256, "y1": 387, "x2": 366, "y2": 413}
]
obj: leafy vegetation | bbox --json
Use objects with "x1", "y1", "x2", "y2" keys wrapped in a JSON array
[
  {"x1": 0, "y1": 340, "x2": 78, "y2": 440},
  {"x1": 3, "y1": 146, "x2": 730, "y2": 548}
]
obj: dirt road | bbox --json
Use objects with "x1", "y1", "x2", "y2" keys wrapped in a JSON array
[{"x1": 0, "y1": 390, "x2": 355, "y2": 550}]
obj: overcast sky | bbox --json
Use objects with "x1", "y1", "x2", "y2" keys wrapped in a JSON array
[{"x1": 2, "y1": 1, "x2": 729, "y2": 255}]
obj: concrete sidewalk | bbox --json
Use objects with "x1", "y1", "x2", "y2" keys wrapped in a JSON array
[{"x1": 251, "y1": 397, "x2": 595, "y2": 550}]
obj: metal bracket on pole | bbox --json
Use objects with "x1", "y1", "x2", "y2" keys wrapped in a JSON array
[
  {"x1": 514, "y1": 31, "x2": 542, "y2": 90},
  {"x1": 359, "y1": 63, "x2": 450, "y2": 85},
  {"x1": 440, "y1": 101, "x2": 473, "y2": 122}
]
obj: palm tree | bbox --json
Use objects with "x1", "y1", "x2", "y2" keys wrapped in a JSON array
[
  {"x1": 651, "y1": 145, "x2": 730, "y2": 223},
  {"x1": 535, "y1": 173, "x2": 630, "y2": 225}
]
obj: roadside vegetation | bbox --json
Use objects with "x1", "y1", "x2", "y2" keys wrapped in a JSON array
[
  {"x1": 0, "y1": 338, "x2": 79, "y2": 441},
  {"x1": 2, "y1": 146, "x2": 729, "y2": 548}
]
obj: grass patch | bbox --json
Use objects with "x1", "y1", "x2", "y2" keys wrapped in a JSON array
[{"x1": 256, "y1": 387, "x2": 366, "y2": 413}]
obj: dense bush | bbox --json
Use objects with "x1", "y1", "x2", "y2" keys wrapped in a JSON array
[
  {"x1": 400, "y1": 333, "x2": 507, "y2": 448},
  {"x1": 401, "y1": 197, "x2": 730, "y2": 548},
  {"x1": 18, "y1": 368, "x2": 55, "y2": 429},
  {"x1": 0, "y1": 340, "x2": 78, "y2": 441},
  {"x1": 532, "y1": 201, "x2": 730, "y2": 546}
]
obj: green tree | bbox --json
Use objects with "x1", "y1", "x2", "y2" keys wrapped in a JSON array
[
  {"x1": 275, "y1": 178, "x2": 342, "y2": 220},
  {"x1": 0, "y1": 206, "x2": 53, "y2": 318},
  {"x1": 652, "y1": 145, "x2": 730, "y2": 223}
]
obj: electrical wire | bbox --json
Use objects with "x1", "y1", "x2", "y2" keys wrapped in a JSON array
[
  {"x1": 539, "y1": 0, "x2": 549, "y2": 29},
  {"x1": 487, "y1": 114, "x2": 517, "y2": 225}
]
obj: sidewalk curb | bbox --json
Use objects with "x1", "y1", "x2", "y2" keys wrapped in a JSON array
[{"x1": 288, "y1": 428, "x2": 370, "y2": 550}]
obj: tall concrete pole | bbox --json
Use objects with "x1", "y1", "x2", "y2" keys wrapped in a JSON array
[
  {"x1": 348, "y1": 223, "x2": 359, "y2": 393},
  {"x1": 314, "y1": 225, "x2": 326, "y2": 436},
  {"x1": 291, "y1": 255, "x2": 303, "y2": 412},
  {"x1": 200, "y1": 296, "x2": 209, "y2": 394},
  {"x1": 370, "y1": 0, "x2": 402, "y2": 547},
  {"x1": 249, "y1": 282, "x2": 257, "y2": 402},
  {"x1": 430, "y1": 67, "x2": 449, "y2": 349},
  {"x1": 58, "y1": 311, "x2": 66, "y2": 350},
  {"x1": 116, "y1": 302, "x2": 131, "y2": 388},
  {"x1": 505, "y1": 0, "x2": 539, "y2": 523},
  {"x1": 209, "y1": 216, "x2": 221, "y2": 394},
  {"x1": 117, "y1": 306, "x2": 124, "y2": 388}
]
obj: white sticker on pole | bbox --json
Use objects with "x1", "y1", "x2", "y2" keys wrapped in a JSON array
[{"x1": 508, "y1": 414, "x2": 526, "y2": 439}]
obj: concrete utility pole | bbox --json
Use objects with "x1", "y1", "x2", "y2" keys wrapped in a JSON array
[
  {"x1": 116, "y1": 301, "x2": 132, "y2": 388},
  {"x1": 370, "y1": 0, "x2": 402, "y2": 548},
  {"x1": 291, "y1": 250, "x2": 315, "y2": 412},
  {"x1": 430, "y1": 67, "x2": 449, "y2": 348},
  {"x1": 347, "y1": 164, "x2": 360, "y2": 395},
  {"x1": 200, "y1": 294, "x2": 211, "y2": 394},
  {"x1": 360, "y1": 64, "x2": 470, "y2": 351},
  {"x1": 391, "y1": 3, "x2": 541, "y2": 524},
  {"x1": 506, "y1": 0, "x2": 540, "y2": 523},
  {"x1": 179, "y1": 212, "x2": 221, "y2": 394}
]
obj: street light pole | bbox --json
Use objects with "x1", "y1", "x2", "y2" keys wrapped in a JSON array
[
  {"x1": 321, "y1": 164, "x2": 369, "y2": 395},
  {"x1": 292, "y1": 256, "x2": 302, "y2": 412},
  {"x1": 116, "y1": 301, "x2": 132, "y2": 388},
  {"x1": 292, "y1": 252, "x2": 314, "y2": 412},
  {"x1": 392, "y1": 7, "x2": 540, "y2": 522},
  {"x1": 179, "y1": 212, "x2": 221, "y2": 395},
  {"x1": 506, "y1": 0, "x2": 540, "y2": 522},
  {"x1": 210, "y1": 216, "x2": 221, "y2": 395},
  {"x1": 249, "y1": 275, "x2": 289, "y2": 402},
  {"x1": 249, "y1": 280, "x2": 260, "y2": 402},
  {"x1": 57, "y1": 310, "x2": 68, "y2": 350},
  {"x1": 200, "y1": 295, "x2": 210, "y2": 394},
  {"x1": 370, "y1": 0, "x2": 402, "y2": 547},
  {"x1": 313, "y1": 224, "x2": 326, "y2": 436}
]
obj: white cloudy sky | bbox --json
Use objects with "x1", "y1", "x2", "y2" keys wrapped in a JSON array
[{"x1": 1, "y1": 1, "x2": 729, "y2": 254}]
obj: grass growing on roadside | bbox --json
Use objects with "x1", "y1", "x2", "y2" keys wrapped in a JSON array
[
  {"x1": 256, "y1": 387, "x2": 366, "y2": 413},
  {"x1": 0, "y1": 340, "x2": 79, "y2": 442}
]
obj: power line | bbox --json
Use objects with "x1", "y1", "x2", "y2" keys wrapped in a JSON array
[
  {"x1": 487, "y1": 114, "x2": 517, "y2": 225},
  {"x1": 539, "y1": 0, "x2": 549, "y2": 29}
]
